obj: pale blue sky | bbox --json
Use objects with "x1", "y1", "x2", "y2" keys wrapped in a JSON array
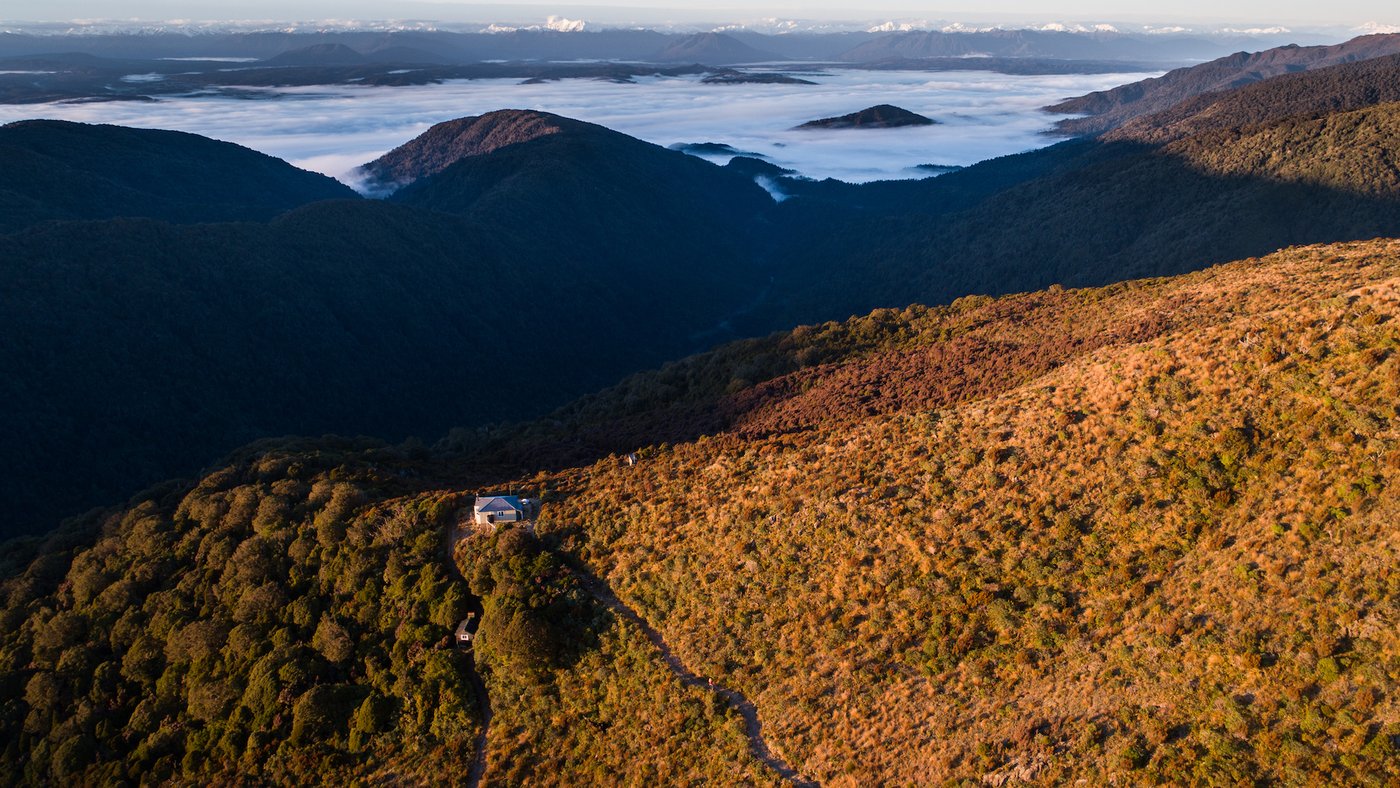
[{"x1": 1, "y1": 1, "x2": 1395, "y2": 27}]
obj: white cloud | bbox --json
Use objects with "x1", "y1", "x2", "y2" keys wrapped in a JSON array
[
  {"x1": 1220, "y1": 26, "x2": 1292, "y2": 34},
  {"x1": 1357, "y1": 21, "x2": 1400, "y2": 34},
  {"x1": 867, "y1": 20, "x2": 933, "y2": 33},
  {"x1": 0, "y1": 67, "x2": 1160, "y2": 186},
  {"x1": 545, "y1": 15, "x2": 586, "y2": 32}
]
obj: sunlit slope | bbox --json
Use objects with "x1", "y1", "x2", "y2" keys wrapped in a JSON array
[{"x1": 534, "y1": 240, "x2": 1400, "y2": 784}]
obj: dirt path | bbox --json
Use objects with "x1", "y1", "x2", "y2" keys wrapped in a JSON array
[
  {"x1": 575, "y1": 569, "x2": 819, "y2": 787},
  {"x1": 444, "y1": 519, "x2": 492, "y2": 788}
]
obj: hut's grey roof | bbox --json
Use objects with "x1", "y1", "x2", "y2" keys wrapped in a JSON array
[{"x1": 474, "y1": 495, "x2": 524, "y2": 514}]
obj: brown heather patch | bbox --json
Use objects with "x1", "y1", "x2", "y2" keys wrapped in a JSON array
[
  {"x1": 525, "y1": 239, "x2": 1400, "y2": 785},
  {"x1": 719, "y1": 295, "x2": 1177, "y2": 437}
]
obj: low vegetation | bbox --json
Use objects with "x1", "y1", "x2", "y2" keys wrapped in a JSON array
[
  {"x1": 456, "y1": 527, "x2": 775, "y2": 784},
  {"x1": 523, "y1": 240, "x2": 1400, "y2": 783}
]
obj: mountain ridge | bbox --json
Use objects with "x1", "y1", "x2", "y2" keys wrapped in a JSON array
[
  {"x1": 0, "y1": 119, "x2": 357, "y2": 231},
  {"x1": 0, "y1": 113, "x2": 776, "y2": 537},
  {"x1": 1046, "y1": 33, "x2": 1400, "y2": 135},
  {"x1": 10, "y1": 45, "x2": 1400, "y2": 538}
]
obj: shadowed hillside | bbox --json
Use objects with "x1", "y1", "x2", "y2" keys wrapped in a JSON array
[
  {"x1": 0, "y1": 120, "x2": 357, "y2": 232},
  {"x1": 0, "y1": 115, "x2": 776, "y2": 537},
  {"x1": 1108, "y1": 52, "x2": 1400, "y2": 144},
  {"x1": 10, "y1": 53, "x2": 1400, "y2": 540},
  {"x1": 1047, "y1": 33, "x2": 1400, "y2": 135}
]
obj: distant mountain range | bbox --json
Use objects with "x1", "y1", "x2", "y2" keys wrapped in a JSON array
[
  {"x1": 0, "y1": 25, "x2": 1342, "y2": 106},
  {"x1": 0, "y1": 25, "x2": 1316, "y2": 66},
  {"x1": 651, "y1": 32, "x2": 782, "y2": 64}
]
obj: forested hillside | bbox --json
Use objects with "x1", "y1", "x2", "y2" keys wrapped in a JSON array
[
  {"x1": 0, "y1": 120, "x2": 356, "y2": 232},
  {"x1": 1107, "y1": 52, "x2": 1400, "y2": 144},
  {"x1": 4, "y1": 241, "x2": 1398, "y2": 784},
  {"x1": 1046, "y1": 33, "x2": 1400, "y2": 135},
  {"x1": 9, "y1": 46, "x2": 1400, "y2": 541},
  {"x1": 0, "y1": 115, "x2": 775, "y2": 537}
]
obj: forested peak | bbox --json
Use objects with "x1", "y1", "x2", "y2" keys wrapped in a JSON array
[{"x1": 357, "y1": 109, "x2": 595, "y2": 193}]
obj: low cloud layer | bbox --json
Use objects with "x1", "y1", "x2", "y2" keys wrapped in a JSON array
[{"x1": 0, "y1": 68, "x2": 1155, "y2": 186}]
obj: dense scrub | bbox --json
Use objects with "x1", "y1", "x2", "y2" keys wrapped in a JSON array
[
  {"x1": 526, "y1": 241, "x2": 1400, "y2": 784},
  {"x1": 456, "y1": 527, "x2": 776, "y2": 785},
  {"x1": 0, "y1": 439, "x2": 479, "y2": 784}
]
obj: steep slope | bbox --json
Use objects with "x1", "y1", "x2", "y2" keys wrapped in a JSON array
[
  {"x1": 0, "y1": 120, "x2": 358, "y2": 232},
  {"x1": 0, "y1": 116, "x2": 775, "y2": 538},
  {"x1": 528, "y1": 241, "x2": 1400, "y2": 785},
  {"x1": 1106, "y1": 52, "x2": 1400, "y2": 144},
  {"x1": 380, "y1": 110, "x2": 777, "y2": 336},
  {"x1": 6, "y1": 241, "x2": 1399, "y2": 784},
  {"x1": 1048, "y1": 33, "x2": 1400, "y2": 136},
  {"x1": 361, "y1": 112, "x2": 777, "y2": 239}
]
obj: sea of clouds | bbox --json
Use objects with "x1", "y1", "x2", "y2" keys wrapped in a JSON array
[{"x1": 0, "y1": 68, "x2": 1158, "y2": 187}]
